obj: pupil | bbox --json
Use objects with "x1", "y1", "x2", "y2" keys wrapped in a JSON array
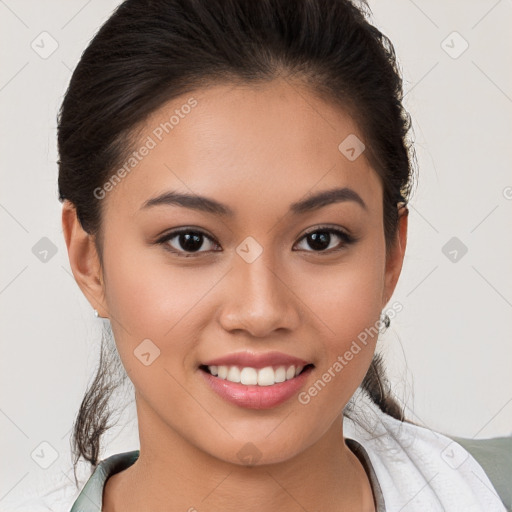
[
  {"x1": 181, "y1": 233, "x2": 202, "y2": 252},
  {"x1": 309, "y1": 232, "x2": 330, "y2": 250}
]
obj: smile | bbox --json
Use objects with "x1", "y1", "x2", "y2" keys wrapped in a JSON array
[
  {"x1": 200, "y1": 364, "x2": 314, "y2": 386},
  {"x1": 199, "y1": 363, "x2": 315, "y2": 409}
]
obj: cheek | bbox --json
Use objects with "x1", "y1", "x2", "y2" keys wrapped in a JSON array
[
  {"x1": 102, "y1": 235, "x2": 196, "y2": 333},
  {"x1": 305, "y1": 250, "x2": 385, "y2": 342},
  {"x1": 295, "y1": 260, "x2": 385, "y2": 424},
  {"x1": 300, "y1": 242, "x2": 386, "y2": 386},
  {"x1": 101, "y1": 234, "x2": 224, "y2": 371},
  {"x1": 100, "y1": 240, "x2": 203, "y2": 396}
]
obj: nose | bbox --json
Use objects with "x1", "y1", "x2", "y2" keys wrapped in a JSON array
[{"x1": 217, "y1": 250, "x2": 301, "y2": 338}]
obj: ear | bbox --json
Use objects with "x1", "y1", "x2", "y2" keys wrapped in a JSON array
[
  {"x1": 382, "y1": 205, "x2": 408, "y2": 307},
  {"x1": 61, "y1": 200, "x2": 108, "y2": 317}
]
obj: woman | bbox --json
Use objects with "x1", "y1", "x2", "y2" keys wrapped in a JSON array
[{"x1": 28, "y1": 0, "x2": 512, "y2": 510}]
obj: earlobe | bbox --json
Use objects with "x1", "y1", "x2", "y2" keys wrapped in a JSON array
[
  {"x1": 61, "y1": 200, "x2": 108, "y2": 317},
  {"x1": 382, "y1": 206, "x2": 408, "y2": 307}
]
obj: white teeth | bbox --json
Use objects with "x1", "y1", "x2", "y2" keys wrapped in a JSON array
[
  {"x1": 207, "y1": 364, "x2": 307, "y2": 386},
  {"x1": 227, "y1": 366, "x2": 241, "y2": 383},
  {"x1": 257, "y1": 366, "x2": 275, "y2": 386},
  {"x1": 240, "y1": 367, "x2": 258, "y2": 385},
  {"x1": 274, "y1": 366, "x2": 286, "y2": 383}
]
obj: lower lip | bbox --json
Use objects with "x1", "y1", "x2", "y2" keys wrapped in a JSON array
[{"x1": 199, "y1": 366, "x2": 314, "y2": 409}]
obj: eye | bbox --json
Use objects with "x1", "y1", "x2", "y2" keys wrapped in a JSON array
[
  {"x1": 156, "y1": 228, "x2": 220, "y2": 258},
  {"x1": 293, "y1": 226, "x2": 356, "y2": 253},
  {"x1": 156, "y1": 225, "x2": 356, "y2": 258}
]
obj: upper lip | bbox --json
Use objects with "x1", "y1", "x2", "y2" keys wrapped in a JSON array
[{"x1": 201, "y1": 350, "x2": 312, "y2": 370}]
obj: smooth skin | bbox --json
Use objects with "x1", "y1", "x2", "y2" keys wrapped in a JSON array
[{"x1": 62, "y1": 78, "x2": 407, "y2": 512}]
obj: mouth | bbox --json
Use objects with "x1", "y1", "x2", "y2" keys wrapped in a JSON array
[
  {"x1": 197, "y1": 350, "x2": 316, "y2": 409},
  {"x1": 199, "y1": 363, "x2": 315, "y2": 387}
]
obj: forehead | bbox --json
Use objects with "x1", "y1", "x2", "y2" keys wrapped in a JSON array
[{"x1": 103, "y1": 79, "x2": 382, "y2": 221}]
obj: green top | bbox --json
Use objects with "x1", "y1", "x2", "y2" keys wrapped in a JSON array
[{"x1": 70, "y1": 450, "x2": 139, "y2": 512}]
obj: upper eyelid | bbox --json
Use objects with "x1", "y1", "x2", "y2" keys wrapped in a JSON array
[{"x1": 159, "y1": 225, "x2": 350, "y2": 241}]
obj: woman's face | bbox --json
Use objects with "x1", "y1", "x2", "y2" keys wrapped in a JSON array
[{"x1": 66, "y1": 79, "x2": 407, "y2": 466}]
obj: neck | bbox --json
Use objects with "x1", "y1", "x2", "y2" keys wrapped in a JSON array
[{"x1": 103, "y1": 396, "x2": 375, "y2": 512}]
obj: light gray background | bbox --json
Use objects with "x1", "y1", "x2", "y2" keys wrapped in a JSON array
[{"x1": 1, "y1": 0, "x2": 511, "y2": 506}]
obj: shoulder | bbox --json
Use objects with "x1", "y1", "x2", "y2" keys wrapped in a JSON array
[
  {"x1": 0, "y1": 452, "x2": 139, "y2": 512},
  {"x1": 344, "y1": 388, "x2": 510, "y2": 512},
  {"x1": 69, "y1": 450, "x2": 139, "y2": 512}
]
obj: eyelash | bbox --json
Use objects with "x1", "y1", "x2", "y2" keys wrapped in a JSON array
[{"x1": 155, "y1": 225, "x2": 357, "y2": 258}]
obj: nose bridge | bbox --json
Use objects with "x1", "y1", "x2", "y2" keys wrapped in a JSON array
[
  {"x1": 219, "y1": 240, "x2": 299, "y2": 336},
  {"x1": 241, "y1": 248, "x2": 281, "y2": 303}
]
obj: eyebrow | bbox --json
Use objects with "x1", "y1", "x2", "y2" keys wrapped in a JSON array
[{"x1": 140, "y1": 186, "x2": 367, "y2": 216}]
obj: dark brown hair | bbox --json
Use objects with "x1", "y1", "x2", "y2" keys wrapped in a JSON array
[{"x1": 57, "y1": 0, "x2": 417, "y2": 480}]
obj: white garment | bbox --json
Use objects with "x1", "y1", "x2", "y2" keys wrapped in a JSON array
[
  {"x1": 343, "y1": 387, "x2": 507, "y2": 511},
  {"x1": 1, "y1": 387, "x2": 506, "y2": 511}
]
